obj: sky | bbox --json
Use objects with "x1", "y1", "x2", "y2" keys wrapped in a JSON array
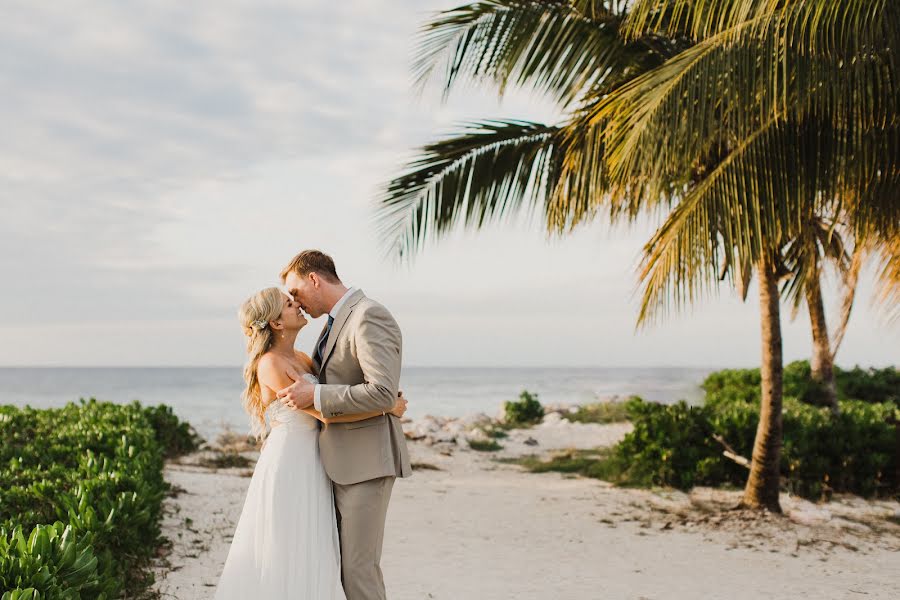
[{"x1": 0, "y1": 0, "x2": 896, "y2": 368}]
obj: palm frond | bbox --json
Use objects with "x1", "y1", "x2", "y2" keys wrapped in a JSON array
[
  {"x1": 634, "y1": 118, "x2": 837, "y2": 324},
  {"x1": 376, "y1": 120, "x2": 561, "y2": 259},
  {"x1": 596, "y1": 30, "x2": 896, "y2": 197},
  {"x1": 624, "y1": 0, "x2": 896, "y2": 58},
  {"x1": 874, "y1": 237, "x2": 900, "y2": 323},
  {"x1": 413, "y1": 0, "x2": 640, "y2": 107},
  {"x1": 780, "y1": 214, "x2": 849, "y2": 317}
]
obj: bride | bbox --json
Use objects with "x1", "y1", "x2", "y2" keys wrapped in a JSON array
[{"x1": 213, "y1": 287, "x2": 407, "y2": 599}]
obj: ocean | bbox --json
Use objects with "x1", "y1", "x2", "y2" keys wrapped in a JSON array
[{"x1": 0, "y1": 367, "x2": 714, "y2": 440}]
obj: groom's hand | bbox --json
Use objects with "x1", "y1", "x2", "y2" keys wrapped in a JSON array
[{"x1": 277, "y1": 366, "x2": 315, "y2": 410}]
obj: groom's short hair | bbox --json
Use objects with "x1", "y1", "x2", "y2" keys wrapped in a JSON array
[{"x1": 280, "y1": 250, "x2": 341, "y2": 283}]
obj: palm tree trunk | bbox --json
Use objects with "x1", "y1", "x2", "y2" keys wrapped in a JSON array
[
  {"x1": 806, "y1": 274, "x2": 839, "y2": 413},
  {"x1": 741, "y1": 253, "x2": 784, "y2": 512}
]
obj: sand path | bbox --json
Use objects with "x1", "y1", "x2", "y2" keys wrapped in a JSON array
[{"x1": 153, "y1": 423, "x2": 900, "y2": 600}]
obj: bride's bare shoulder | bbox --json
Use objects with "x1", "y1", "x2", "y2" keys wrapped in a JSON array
[
  {"x1": 256, "y1": 352, "x2": 299, "y2": 383},
  {"x1": 257, "y1": 351, "x2": 284, "y2": 371},
  {"x1": 256, "y1": 352, "x2": 281, "y2": 382},
  {"x1": 293, "y1": 351, "x2": 314, "y2": 372}
]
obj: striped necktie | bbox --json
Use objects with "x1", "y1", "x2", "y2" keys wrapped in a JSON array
[{"x1": 314, "y1": 315, "x2": 335, "y2": 366}]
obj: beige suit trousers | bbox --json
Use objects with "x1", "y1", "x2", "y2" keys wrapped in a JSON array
[{"x1": 334, "y1": 476, "x2": 396, "y2": 600}]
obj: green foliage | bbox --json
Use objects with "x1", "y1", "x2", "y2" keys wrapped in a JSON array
[
  {"x1": 503, "y1": 390, "x2": 545, "y2": 426},
  {"x1": 0, "y1": 399, "x2": 199, "y2": 598},
  {"x1": 482, "y1": 427, "x2": 508, "y2": 439},
  {"x1": 140, "y1": 403, "x2": 204, "y2": 458},
  {"x1": 610, "y1": 398, "x2": 738, "y2": 490},
  {"x1": 0, "y1": 522, "x2": 109, "y2": 599},
  {"x1": 577, "y1": 378, "x2": 899, "y2": 498},
  {"x1": 198, "y1": 452, "x2": 253, "y2": 469},
  {"x1": 514, "y1": 448, "x2": 627, "y2": 482},
  {"x1": 468, "y1": 439, "x2": 503, "y2": 452},
  {"x1": 563, "y1": 400, "x2": 631, "y2": 424},
  {"x1": 703, "y1": 361, "x2": 900, "y2": 408},
  {"x1": 836, "y1": 365, "x2": 900, "y2": 405}
]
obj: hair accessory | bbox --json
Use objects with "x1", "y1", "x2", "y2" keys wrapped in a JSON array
[{"x1": 253, "y1": 320, "x2": 269, "y2": 329}]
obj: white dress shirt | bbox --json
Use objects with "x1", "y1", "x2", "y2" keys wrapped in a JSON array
[{"x1": 313, "y1": 287, "x2": 358, "y2": 412}]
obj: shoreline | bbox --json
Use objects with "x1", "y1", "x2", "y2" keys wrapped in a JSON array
[{"x1": 152, "y1": 409, "x2": 900, "y2": 599}]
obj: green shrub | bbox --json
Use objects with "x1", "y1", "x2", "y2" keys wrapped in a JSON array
[
  {"x1": 469, "y1": 439, "x2": 503, "y2": 452},
  {"x1": 781, "y1": 398, "x2": 898, "y2": 498},
  {"x1": 610, "y1": 398, "x2": 737, "y2": 489},
  {"x1": 836, "y1": 365, "x2": 900, "y2": 404},
  {"x1": 701, "y1": 368, "x2": 761, "y2": 410},
  {"x1": 702, "y1": 361, "x2": 899, "y2": 408},
  {"x1": 514, "y1": 448, "x2": 627, "y2": 482},
  {"x1": 563, "y1": 400, "x2": 631, "y2": 424},
  {"x1": 0, "y1": 522, "x2": 111, "y2": 599},
  {"x1": 597, "y1": 392, "x2": 898, "y2": 498},
  {"x1": 0, "y1": 398, "x2": 199, "y2": 598},
  {"x1": 504, "y1": 391, "x2": 544, "y2": 426},
  {"x1": 141, "y1": 403, "x2": 203, "y2": 458}
]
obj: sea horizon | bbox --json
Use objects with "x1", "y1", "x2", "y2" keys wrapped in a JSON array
[{"x1": 0, "y1": 365, "x2": 725, "y2": 440}]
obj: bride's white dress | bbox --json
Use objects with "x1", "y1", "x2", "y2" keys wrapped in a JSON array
[{"x1": 213, "y1": 395, "x2": 345, "y2": 599}]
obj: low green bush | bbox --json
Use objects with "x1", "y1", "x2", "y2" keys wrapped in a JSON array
[
  {"x1": 0, "y1": 398, "x2": 201, "y2": 598},
  {"x1": 563, "y1": 400, "x2": 631, "y2": 424},
  {"x1": 703, "y1": 361, "x2": 900, "y2": 408},
  {"x1": 592, "y1": 393, "x2": 898, "y2": 499},
  {"x1": 504, "y1": 391, "x2": 544, "y2": 426},
  {"x1": 836, "y1": 365, "x2": 900, "y2": 404},
  {"x1": 469, "y1": 439, "x2": 503, "y2": 452},
  {"x1": 0, "y1": 522, "x2": 107, "y2": 599},
  {"x1": 141, "y1": 403, "x2": 204, "y2": 458}
]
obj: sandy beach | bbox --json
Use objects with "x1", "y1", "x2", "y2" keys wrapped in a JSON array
[{"x1": 152, "y1": 419, "x2": 900, "y2": 600}]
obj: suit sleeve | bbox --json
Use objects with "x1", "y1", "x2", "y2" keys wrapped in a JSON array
[{"x1": 318, "y1": 303, "x2": 402, "y2": 418}]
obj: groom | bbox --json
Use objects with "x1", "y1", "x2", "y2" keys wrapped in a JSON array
[{"x1": 277, "y1": 249, "x2": 411, "y2": 600}]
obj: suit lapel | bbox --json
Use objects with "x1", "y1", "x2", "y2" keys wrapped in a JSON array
[{"x1": 320, "y1": 289, "x2": 365, "y2": 371}]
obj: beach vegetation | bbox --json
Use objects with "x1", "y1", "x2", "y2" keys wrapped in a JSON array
[
  {"x1": 563, "y1": 400, "x2": 631, "y2": 424},
  {"x1": 379, "y1": 0, "x2": 899, "y2": 515},
  {"x1": 0, "y1": 398, "x2": 201, "y2": 598},
  {"x1": 198, "y1": 451, "x2": 254, "y2": 470},
  {"x1": 503, "y1": 390, "x2": 544, "y2": 426},
  {"x1": 517, "y1": 378, "x2": 898, "y2": 500},
  {"x1": 469, "y1": 439, "x2": 504, "y2": 452},
  {"x1": 484, "y1": 427, "x2": 509, "y2": 439},
  {"x1": 704, "y1": 362, "x2": 900, "y2": 409}
]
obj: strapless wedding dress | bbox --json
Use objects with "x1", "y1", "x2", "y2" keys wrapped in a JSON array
[{"x1": 213, "y1": 395, "x2": 345, "y2": 599}]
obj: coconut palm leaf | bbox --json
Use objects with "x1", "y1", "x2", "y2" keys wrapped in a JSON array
[
  {"x1": 874, "y1": 237, "x2": 900, "y2": 323},
  {"x1": 413, "y1": 0, "x2": 661, "y2": 107},
  {"x1": 635, "y1": 118, "x2": 830, "y2": 323},
  {"x1": 780, "y1": 215, "x2": 849, "y2": 317},
  {"x1": 591, "y1": 0, "x2": 899, "y2": 203},
  {"x1": 377, "y1": 120, "x2": 562, "y2": 259},
  {"x1": 592, "y1": 27, "x2": 897, "y2": 206},
  {"x1": 624, "y1": 0, "x2": 897, "y2": 54}
]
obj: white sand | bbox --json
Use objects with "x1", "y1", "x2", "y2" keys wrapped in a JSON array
[{"x1": 153, "y1": 422, "x2": 900, "y2": 600}]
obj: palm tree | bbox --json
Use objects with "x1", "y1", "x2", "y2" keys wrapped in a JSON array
[
  {"x1": 780, "y1": 214, "x2": 868, "y2": 414},
  {"x1": 601, "y1": 0, "x2": 899, "y2": 509},
  {"x1": 377, "y1": 0, "x2": 899, "y2": 512},
  {"x1": 377, "y1": 1, "x2": 683, "y2": 257}
]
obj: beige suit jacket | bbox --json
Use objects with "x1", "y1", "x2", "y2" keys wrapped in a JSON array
[{"x1": 314, "y1": 289, "x2": 412, "y2": 485}]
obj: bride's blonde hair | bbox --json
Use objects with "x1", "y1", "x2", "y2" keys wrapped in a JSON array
[{"x1": 238, "y1": 287, "x2": 284, "y2": 440}]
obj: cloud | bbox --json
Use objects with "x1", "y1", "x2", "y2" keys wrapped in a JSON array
[{"x1": 0, "y1": 0, "x2": 895, "y2": 367}]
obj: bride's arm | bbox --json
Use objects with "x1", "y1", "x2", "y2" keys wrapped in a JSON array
[
  {"x1": 290, "y1": 351, "x2": 408, "y2": 424},
  {"x1": 260, "y1": 355, "x2": 407, "y2": 424}
]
